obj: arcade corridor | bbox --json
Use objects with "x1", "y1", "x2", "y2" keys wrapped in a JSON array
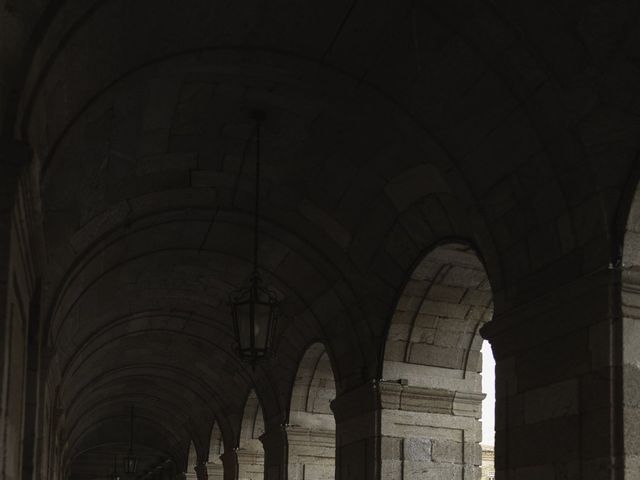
[{"x1": 1, "y1": 1, "x2": 640, "y2": 479}]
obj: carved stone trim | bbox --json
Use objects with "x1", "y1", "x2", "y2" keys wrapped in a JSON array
[
  {"x1": 286, "y1": 425, "x2": 335, "y2": 447},
  {"x1": 380, "y1": 381, "x2": 484, "y2": 417}
]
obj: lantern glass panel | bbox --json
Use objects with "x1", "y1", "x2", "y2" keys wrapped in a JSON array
[
  {"x1": 123, "y1": 456, "x2": 137, "y2": 474},
  {"x1": 235, "y1": 301, "x2": 252, "y2": 351},
  {"x1": 253, "y1": 301, "x2": 271, "y2": 352}
]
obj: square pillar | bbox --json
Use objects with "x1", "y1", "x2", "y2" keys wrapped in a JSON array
[
  {"x1": 259, "y1": 424, "x2": 288, "y2": 480},
  {"x1": 220, "y1": 450, "x2": 238, "y2": 480},
  {"x1": 482, "y1": 268, "x2": 622, "y2": 479},
  {"x1": 195, "y1": 461, "x2": 209, "y2": 480},
  {"x1": 330, "y1": 380, "x2": 381, "y2": 480}
]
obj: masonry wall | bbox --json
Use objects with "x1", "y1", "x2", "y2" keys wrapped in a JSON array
[{"x1": 484, "y1": 269, "x2": 622, "y2": 479}]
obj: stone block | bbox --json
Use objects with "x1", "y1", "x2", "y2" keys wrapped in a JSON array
[
  {"x1": 404, "y1": 462, "x2": 462, "y2": 480},
  {"x1": 380, "y1": 436, "x2": 402, "y2": 460},
  {"x1": 408, "y1": 343, "x2": 464, "y2": 369},
  {"x1": 403, "y1": 437, "x2": 432, "y2": 461},
  {"x1": 302, "y1": 463, "x2": 334, "y2": 480},
  {"x1": 524, "y1": 379, "x2": 578, "y2": 424},
  {"x1": 431, "y1": 439, "x2": 463, "y2": 463},
  {"x1": 419, "y1": 299, "x2": 469, "y2": 319},
  {"x1": 464, "y1": 442, "x2": 482, "y2": 465}
]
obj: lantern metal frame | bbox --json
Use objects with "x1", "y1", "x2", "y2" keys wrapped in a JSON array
[
  {"x1": 228, "y1": 111, "x2": 281, "y2": 367},
  {"x1": 229, "y1": 270, "x2": 280, "y2": 364}
]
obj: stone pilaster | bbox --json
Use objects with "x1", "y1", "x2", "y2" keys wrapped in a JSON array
[
  {"x1": 194, "y1": 461, "x2": 209, "y2": 480},
  {"x1": 330, "y1": 380, "x2": 380, "y2": 480},
  {"x1": 259, "y1": 424, "x2": 288, "y2": 480},
  {"x1": 482, "y1": 267, "x2": 623, "y2": 479},
  {"x1": 220, "y1": 450, "x2": 238, "y2": 480}
]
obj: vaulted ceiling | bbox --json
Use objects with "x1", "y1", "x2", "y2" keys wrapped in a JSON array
[{"x1": 3, "y1": 1, "x2": 639, "y2": 478}]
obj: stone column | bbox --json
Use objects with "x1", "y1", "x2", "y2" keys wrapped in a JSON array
[
  {"x1": 330, "y1": 380, "x2": 380, "y2": 480},
  {"x1": 259, "y1": 424, "x2": 287, "y2": 480},
  {"x1": 195, "y1": 461, "x2": 209, "y2": 480},
  {"x1": 220, "y1": 450, "x2": 238, "y2": 480},
  {"x1": 482, "y1": 268, "x2": 622, "y2": 479}
]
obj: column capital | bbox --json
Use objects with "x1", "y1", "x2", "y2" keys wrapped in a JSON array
[
  {"x1": 480, "y1": 267, "x2": 619, "y2": 360},
  {"x1": 258, "y1": 422, "x2": 287, "y2": 448},
  {"x1": 330, "y1": 379, "x2": 381, "y2": 423}
]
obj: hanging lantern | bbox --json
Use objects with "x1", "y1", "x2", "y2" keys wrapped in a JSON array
[
  {"x1": 123, "y1": 406, "x2": 138, "y2": 473},
  {"x1": 229, "y1": 111, "x2": 281, "y2": 367},
  {"x1": 229, "y1": 271, "x2": 280, "y2": 365}
]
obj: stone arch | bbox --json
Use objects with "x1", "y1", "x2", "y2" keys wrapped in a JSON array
[
  {"x1": 380, "y1": 242, "x2": 494, "y2": 480},
  {"x1": 185, "y1": 440, "x2": 197, "y2": 479},
  {"x1": 206, "y1": 422, "x2": 224, "y2": 479},
  {"x1": 238, "y1": 390, "x2": 265, "y2": 480},
  {"x1": 287, "y1": 342, "x2": 337, "y2": 480}
]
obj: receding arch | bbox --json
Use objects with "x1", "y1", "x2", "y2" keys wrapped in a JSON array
[
  {"x1": 381, "y1": 242, "x2": 494, "y2": 480},
  {"x1": 238, "y1": 390, "x2": 265, "y2": 480},
  {"x1": 206, "y1": 422, "x2": 224, "y2": 479},
  {"x1": 186, "y1": 440, "x2": 197, "y2": 479},
  {"x1": 288, "y1": 342, "x2": 337, "y2": 480}
]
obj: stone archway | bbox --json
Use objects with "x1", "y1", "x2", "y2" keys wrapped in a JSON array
[
  {"x1": 186, "y1": 441, "x2": 197, "y2": 480},
  {"x1": 381, "y1": 242, "x2": 493, "y2": 480},
  {"x1": 238, "y1": 390, "x2": 265, "y2": 480},
  {"x1": 287, "y1": 342, "x2": 337, "y2": 480},
  {"x1": 205, "y1": 422, "x2": 224, "y2": 479}
]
